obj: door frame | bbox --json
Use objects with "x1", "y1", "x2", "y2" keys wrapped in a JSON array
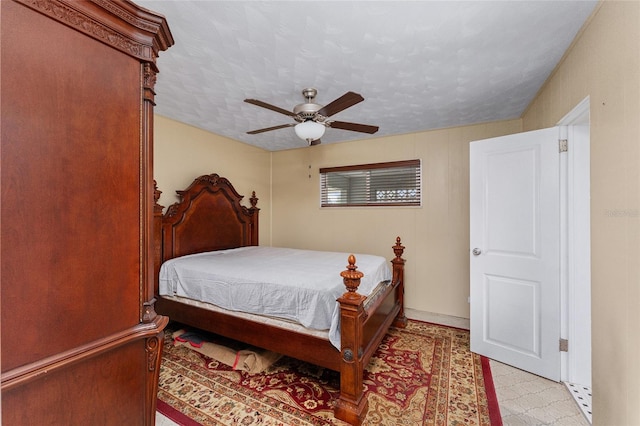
[{"x1": 558, "y1": 96, "x2": 591, "y2": 386}]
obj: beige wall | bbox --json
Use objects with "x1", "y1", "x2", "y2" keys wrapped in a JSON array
[
  {"x1": 270, "y1": 120, "x2": 521, "y2": 318},
  {"x1": 522, "y1": 1, "x2": 640, "y2": 424},
  {"x1": 154, "y1": 114, "x2": 519, "y2": 318},
  {"x1": 154, "y1": 115, "x2": 272, "y2": 244}
]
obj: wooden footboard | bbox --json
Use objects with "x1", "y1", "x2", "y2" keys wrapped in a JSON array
[
  {"x1": 153, "y1": 174, "x2": 406, "y2": 425},
  {"x1": 334, "y1": 239, "x2": 407, "y2": 424}
]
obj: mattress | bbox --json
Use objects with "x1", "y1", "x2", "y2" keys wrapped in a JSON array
[{"x1": 159, "y1": 246, "x2": 392, "y2": 349}]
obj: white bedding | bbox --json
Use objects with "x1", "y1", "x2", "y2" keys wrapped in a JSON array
[{"x1": 158, "y1": 246, "x2": 391, "y2": 349}]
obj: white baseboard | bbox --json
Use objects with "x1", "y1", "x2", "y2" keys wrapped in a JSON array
[{"x1": 405, "y1": 308, "x2": 470, "y2": 330}]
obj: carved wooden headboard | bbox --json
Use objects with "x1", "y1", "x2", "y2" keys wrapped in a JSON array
[{"x1": 153, "y1": 174, "x2": 259, "y2": 286}]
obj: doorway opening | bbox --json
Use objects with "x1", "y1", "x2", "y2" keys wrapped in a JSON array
[{"x1": 558, "y1": 97, "x2": 592, "y2": 422}]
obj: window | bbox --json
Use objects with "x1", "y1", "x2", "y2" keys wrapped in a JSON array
[{"x1": 320, "y1": 160, "x2": 421, "y2": 207}]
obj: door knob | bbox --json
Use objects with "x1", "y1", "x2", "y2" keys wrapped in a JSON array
[{"x1": 472, "y1": 248, "x2": 482, "y2": 256}]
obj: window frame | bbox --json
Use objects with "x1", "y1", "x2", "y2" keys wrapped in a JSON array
[{"x1": 319, "y1": 159, "x2": 422, "y2": 208}]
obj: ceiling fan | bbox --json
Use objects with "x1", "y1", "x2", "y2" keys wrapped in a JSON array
[{"x1": 244, "y1": 88, "x2": 379, "y2": 146}]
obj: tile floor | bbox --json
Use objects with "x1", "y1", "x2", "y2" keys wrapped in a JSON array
[
  {"x1": 565, "y1": 382, "x2": 593, "y2": 423},
  {"x1": 156, "y1": 412, "x2": 178, "y2": 426},
  {"x1": 491, "y1": 360, "x2": 591, "y2": 425},
  {"x1": 407, "y1": 310, "x2": 592, "y2": 425},
  {"x1": 156, "y1": 361, "x2": 591, "y2": 426}
]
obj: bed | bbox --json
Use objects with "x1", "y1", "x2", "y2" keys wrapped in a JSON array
[{"x1": 153, "y1": 173, "x2": 407, "y2": 425}]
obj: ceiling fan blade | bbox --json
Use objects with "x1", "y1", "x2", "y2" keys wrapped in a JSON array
[
  {"x1": 244, "y1": 99, "x2": 296, "y2": 117},
  {"x1": 247, "y1": 123, "x2": 295, "y2": 134},
  {"x1": 329, "y1": 120, "x2": 379, "y2": 134},
  {"x1": 317, "y1": 92, "x2": 364, "y2": 117}
]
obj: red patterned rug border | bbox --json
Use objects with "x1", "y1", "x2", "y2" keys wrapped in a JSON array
[
  {"x1": 480, "y1": 356, "x2": 503, "y2": 426},
  {"x1": 394, "y1": 319, "x2": 503, "y2": 426}
]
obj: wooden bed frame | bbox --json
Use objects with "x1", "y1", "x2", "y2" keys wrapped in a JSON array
[{"x1": 153, "y1": 173, "x2": 407, "y2": 425}]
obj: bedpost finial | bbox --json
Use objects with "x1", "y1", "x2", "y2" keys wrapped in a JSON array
[
  {"x1": 250, "y1": 191, "x2": 258, "y2": 208},
  {"x1": 340, "y1": 254, "x2": 364, "y2": 296},
  {"x1": 393, "y1": 236, "x2": 405, "y2": 259},
  {"x1": 153, "y1": 180, "x2": 161, "y2": 202},
  {"x1": 153, "y1": 180, "x2": 164, "y2": 213}
]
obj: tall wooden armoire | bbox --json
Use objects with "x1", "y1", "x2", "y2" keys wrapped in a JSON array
[{"x1": 1, "y1": 1, "x2": 173, "y2": 424}]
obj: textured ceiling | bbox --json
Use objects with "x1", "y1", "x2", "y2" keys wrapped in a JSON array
[{"x1": 137, "y1": 1, "x2": 598, "y2": 151}]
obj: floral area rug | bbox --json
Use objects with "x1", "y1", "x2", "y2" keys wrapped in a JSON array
[{"x1": 157, "y1": 320, "x2": 502, "y2": 425}]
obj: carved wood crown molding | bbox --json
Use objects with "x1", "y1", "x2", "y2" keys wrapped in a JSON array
[
  {"x1": 93, "y1": 0, "x2": 157, "y2": 33},
  {"x1": 16, "y1": 0, "x2": 173, "y2": 62}
]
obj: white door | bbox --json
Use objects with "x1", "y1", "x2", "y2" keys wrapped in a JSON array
[{"x1": 470, "y1": 127, "x2": 561, "y2": 381}]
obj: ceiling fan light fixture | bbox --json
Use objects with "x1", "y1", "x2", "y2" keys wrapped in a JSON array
[
  {"x1": 245, "y1": 88, "x2": 376, "y2": 146},
  {"x1": 294, "y1": 120, "x2": 325, "y2": 143}
]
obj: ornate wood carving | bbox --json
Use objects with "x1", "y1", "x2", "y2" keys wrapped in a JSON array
[
  {"x1": 340, "y1": 254, "x2": 364, "y2": 296},
  {"x1": 144, "y1": 319, "x2": 168, "y2": 425},
  {"x1": 143, "y1": 62, "x2": 158, "y2": 104},
  {"x1": 145, "y1": 334, "x2": 161, "y2": 372},
  {"x1": 153, "y1": 180, "x2": 164, "y2": 213},
  {"x1": 15, "y1": 0, "x2": 174, "y2": 62},
  {"x1": 155, "y1": 174, "x2": 260, "y2": 268},
  {"x1": 250, "y1": 191, "x2": 259, "y2": 208}
]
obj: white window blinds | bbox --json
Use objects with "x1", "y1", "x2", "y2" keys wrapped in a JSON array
[{"x1": 320, "y1": 160, "x2": 421, "y2": 207}]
